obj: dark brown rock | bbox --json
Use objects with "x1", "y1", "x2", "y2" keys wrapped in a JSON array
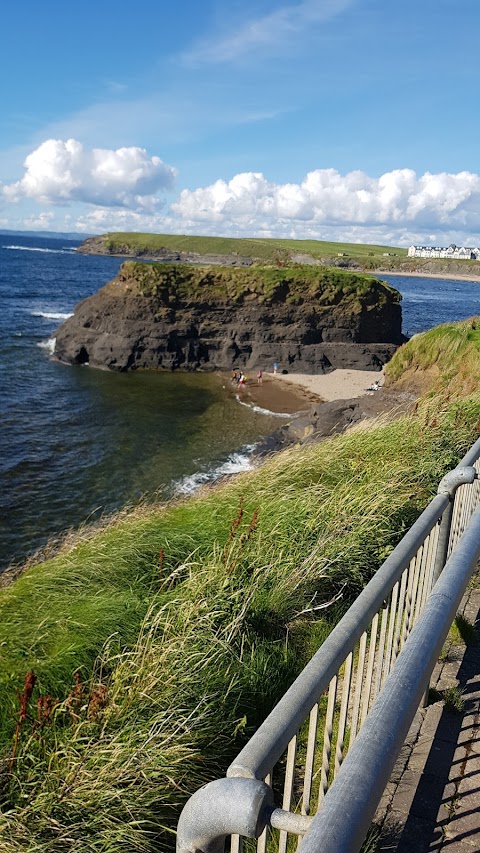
[{"x1": 54, "y1": 262, "x2": 403, "y2": 374}]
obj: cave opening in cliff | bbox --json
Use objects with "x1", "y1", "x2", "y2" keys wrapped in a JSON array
[{"x1": 74, "y1": 347, "x2": 89, "y2": 365}]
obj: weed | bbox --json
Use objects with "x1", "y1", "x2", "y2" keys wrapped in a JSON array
[
  {"x1": 453, "y1": 614, "x2": 477, "y2": 646},
  {"x1": 442, "y1": 686, "x2": 465, "y2": 713}
]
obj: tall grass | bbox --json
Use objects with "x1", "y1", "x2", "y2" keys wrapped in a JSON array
[
  {"x1": 385, "y1": 317, "x2": 480, "y2": 397},
  {"x1": 1, "y1": 395, "x2": 480, "y2": 850}
]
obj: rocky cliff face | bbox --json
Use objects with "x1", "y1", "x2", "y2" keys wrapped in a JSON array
[{"x1": 54, "y1": 262, "x2": 403, "y2": 373}]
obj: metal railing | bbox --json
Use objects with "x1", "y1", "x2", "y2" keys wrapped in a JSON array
[{"x1": 177, "y1": 438, "x2": 480, "y2": 853}]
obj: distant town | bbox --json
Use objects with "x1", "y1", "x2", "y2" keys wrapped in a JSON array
[{"x1": 408, "y1": 244, "x2": 480, "y2": 260}]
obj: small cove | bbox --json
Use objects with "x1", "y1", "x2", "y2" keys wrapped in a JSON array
[{"x1": 1, "y1": 237, "x2": 480, "y2": 571}]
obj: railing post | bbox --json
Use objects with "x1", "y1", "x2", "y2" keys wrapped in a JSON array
[
  {"x1": 423, "y1": 465, "x2": 477, "y2": 706},
  {"x1": 432, "y1": 466, "x2": 476, "y2": 586}
]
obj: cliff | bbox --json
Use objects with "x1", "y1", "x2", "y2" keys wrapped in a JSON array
[{"x1": 54, "y1": 262, "x2": 403, "y2": 373}]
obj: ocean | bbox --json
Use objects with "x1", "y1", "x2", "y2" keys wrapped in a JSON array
[{"x1": 1, "y1": 236, "x2": 480, "y2": 571}]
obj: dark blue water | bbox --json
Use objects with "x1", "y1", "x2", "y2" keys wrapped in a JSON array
[
  {"x1": 2, "y1": 239, "x2": 480, "y2": 571},
  {"x1": 0, "y1": 236, "x2": 283, "y2": 570},
  {"x1": 382, "y1": 274, "x2": 480, "y2": 338}
]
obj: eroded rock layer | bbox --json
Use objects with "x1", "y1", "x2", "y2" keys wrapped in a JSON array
[{"x1": 54, "y1": 262, "x2": 403, "y2": 373}]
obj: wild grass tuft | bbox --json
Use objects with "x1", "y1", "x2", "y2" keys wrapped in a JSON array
[{"x1": 442, "y1": 685, "x2": 465, "y2": 713}]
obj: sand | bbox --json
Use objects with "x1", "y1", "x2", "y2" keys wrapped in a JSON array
[
  {"x1": 270, "y1": 369, "x2": 384, "y2": 402},
  {"x1": 225, "y1": 369, "x2": 384, "y2": 416},
  {"x1": 376, "y1": 269, "x2": 480, "y2": 283}
]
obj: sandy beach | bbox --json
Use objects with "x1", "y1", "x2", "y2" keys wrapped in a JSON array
[
  {"x1": 226, "y1": 368, "x2": 383, "y2": 415},
  {"x1": 271, "y1": 368, "x2": 383, "y2": 402}
]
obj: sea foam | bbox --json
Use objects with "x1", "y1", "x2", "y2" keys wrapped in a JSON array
[
  {"x1": 32, "y1": 310, "x2": 73, "y2": 321},
  {"x1": 173, "y1": 446, "x2": 257, "y2": 495},
  {"x1": 2, "y1": 245, "x2": 74, "y2": 254},
  {"x1": 37, "y1": 337, "x2": 56, "y2": 354},
  {"x1": 235, "y1": 395, "x2": 294, "y2": 418}
]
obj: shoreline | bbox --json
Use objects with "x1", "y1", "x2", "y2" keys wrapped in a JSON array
[
  {"x1": 375, "y1": 269, "x2": 480, "y2": 283},
  {"x1": 223, "y1": 372, "x2": 322, "y2": 414},
  {"x1": 224, "y1": 367, "x2": 391, "y2": 417}
]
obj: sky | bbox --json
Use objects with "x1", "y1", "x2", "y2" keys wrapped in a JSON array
[{"x1": 1, "y1": 0, "x2": 479, "y2": 246}]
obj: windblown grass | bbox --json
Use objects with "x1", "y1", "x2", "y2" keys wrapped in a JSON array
[
  {"x1": 1, "y1": 394, "x2": 480, "y2": 850},
  {"x1": 385, "y1": 317, "x2": 480, "y2": 397}
]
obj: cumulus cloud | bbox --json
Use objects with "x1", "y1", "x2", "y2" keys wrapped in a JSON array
[
  {"x1": 2, "y1": 139, "x2": 176, "y2": 209},
  {"x1": 171, "y1": 168, "x2": 480, "y2": 236}
]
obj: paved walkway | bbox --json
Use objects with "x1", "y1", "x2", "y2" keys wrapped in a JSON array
[{"x1": 375, "y1": 581, "x2": 480, "y2": 852}]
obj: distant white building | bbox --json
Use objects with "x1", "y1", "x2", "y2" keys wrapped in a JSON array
[{"x1": 408, "y1": 244, "x2": 480, "y2": 260}]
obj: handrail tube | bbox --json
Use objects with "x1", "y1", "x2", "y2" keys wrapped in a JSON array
[
  {"x1": 458, "y1": 435, "x2": 480, "y2": 467},
  {"x1": 177, "y1": 778, "x2": 273, "y2": 853},
  {"x1": 298, "y1": 507, "x2": 480, "y2": 853},
  {"x1": 228, "y1": 492, "x2": 448, "y2": 780}
]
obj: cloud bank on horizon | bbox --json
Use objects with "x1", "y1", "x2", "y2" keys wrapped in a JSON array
[{"x1": 2, "y1": 138, "x2": 480, "y2": 246}]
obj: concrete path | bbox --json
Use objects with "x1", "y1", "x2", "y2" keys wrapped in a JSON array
[{"x1": 375, "y1": 580, "x2": 480, "y2": 852}]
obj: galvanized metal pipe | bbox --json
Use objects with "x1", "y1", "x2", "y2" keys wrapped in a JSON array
[
  {"x1": 177, "y1": 778, "x2": 273, "y2": 853},
  {"x1": 298, "y1": 507, "x2": 480, "y2": 853},
  {"x1": 227, "y1": 494, "x2": 448, "y2": 781}
]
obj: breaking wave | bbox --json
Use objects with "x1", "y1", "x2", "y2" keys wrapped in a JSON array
[
  {"x1": 173, "y1": 445, "x2": 257, "y2": 495},
  {"x1": 2, "y1": 245, "x2": 74, "y2": 254},
  {"x1": 32, "y1": 310, "x2": 73, "y2": 321},
  {"x1": 37, "y1": 337, "x2": 56, "y2": 354}
]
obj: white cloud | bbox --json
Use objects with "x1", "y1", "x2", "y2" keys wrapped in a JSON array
[
  {"x1": 184, "y1": 0, "x2": 355, "y2": 64},
  {"x1": 2, "y1": 139, "x2": 176, "y2": 209},
  {"x1": 171, "y1": 168, "x2": 480, "y2": 237}
]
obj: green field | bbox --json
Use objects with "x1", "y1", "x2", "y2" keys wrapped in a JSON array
[
  {"x1": 91, "y1": 233, "x2": 480, "y2": 277},
  {"x1": 103, "y1": 231, "x2": 407, "y2": 262}
]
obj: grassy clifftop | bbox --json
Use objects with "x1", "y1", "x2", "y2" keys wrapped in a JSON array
[{"x1": 115, "y1": 260, "x2": 400, "y2": 306}]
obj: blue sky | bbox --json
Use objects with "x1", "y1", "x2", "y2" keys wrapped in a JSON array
[{"x1": 1, "y1": 0, "x2": 479, "y2": 245}]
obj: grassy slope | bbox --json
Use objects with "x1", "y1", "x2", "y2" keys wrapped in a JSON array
[
  {"x1": 385, "y1": 317, "x2": 480, "y2": 396},
  {"x1": 2, "y1": 386, "x2": 480, "y2": 848}
]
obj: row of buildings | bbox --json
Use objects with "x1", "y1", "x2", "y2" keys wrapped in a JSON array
[{"x1": 407, "y1": 244, "x2": 480, "y2": 260}]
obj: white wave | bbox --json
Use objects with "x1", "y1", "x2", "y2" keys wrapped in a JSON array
[
  {"x1": 235, "y1": 395, "x2": 293, "y2": 418},
  {"x1": 32, "y1": 310, "x2": 73, "y2": 321},
  {"x1": 2, "y1": 245, "x2": 72, "y2": 254},
  {"x1": 173, "y1": 446, "x2": 257, "y2": 496},
  {"x1": 37, "y1": 337, "x2": 56, "y2": 354}
]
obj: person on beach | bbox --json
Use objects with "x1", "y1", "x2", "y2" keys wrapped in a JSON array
[
  {"x1": 366, "y1": 380, "x2": 380, "y2": 393},
  {"x1": 238, "y1": 372, "x2": 246, "y2": 386},
  {"x1": 273, "y1": 361, "x2": 278, "y2": 374},
  {"x1": 231, "y1": 370, "x2": 238, "y2": 384},
  {"x1": 257, "y1": 370, "x2": 263, "y2": 384}
]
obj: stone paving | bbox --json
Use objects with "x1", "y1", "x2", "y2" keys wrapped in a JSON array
[{"x1": 375, "y1": 580, "x2": 480, "y2": 852}]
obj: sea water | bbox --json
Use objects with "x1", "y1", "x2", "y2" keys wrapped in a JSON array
[
  {"x1": 1, "y1": 237, "x2": 480, "y2": 570},
  {"x1": 0, "y1": 236, "x2": 282, "y2": 570}
]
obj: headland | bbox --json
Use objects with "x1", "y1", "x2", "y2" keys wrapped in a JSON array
[{"x1": 77, "y1": 232, "x2": 480, "y2": 283}]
